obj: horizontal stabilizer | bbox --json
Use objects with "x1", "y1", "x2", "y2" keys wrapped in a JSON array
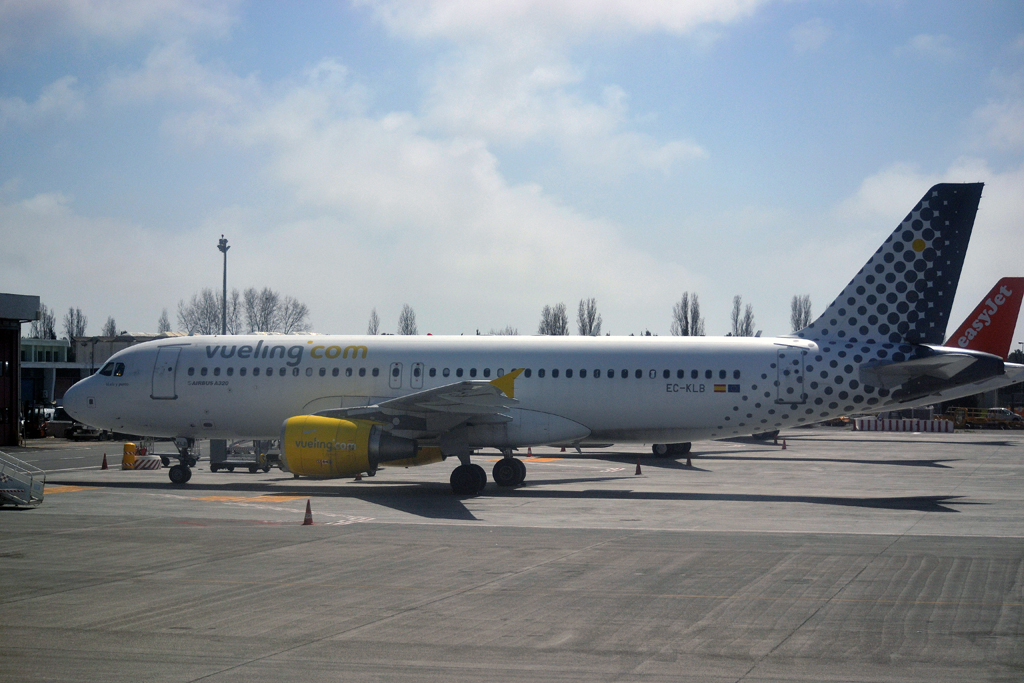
[{"x1": 860, "y1": 346, "x2": 1003, "y2": 403}]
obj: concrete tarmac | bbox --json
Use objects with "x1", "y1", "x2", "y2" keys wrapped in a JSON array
[{"x1": 1, "y1": 428, "x2": 1022, "y2": 682}]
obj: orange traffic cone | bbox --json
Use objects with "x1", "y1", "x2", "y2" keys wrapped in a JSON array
[
  {"x1": 101, "y1": 453, "x2": 108, "y2": 470},
  {"x1": 782, "y1": 439, "x2": 787, "y2": 450},
  {"x1": 354, "y1": 473, "x2": 362, "y2": 481},
  {"x1": 302, "y1": 499, "x2": 313, "y2": 525},
  {"x1": 635, "y1": 458, "x2": 642, "y2": 475},
  {"x1": 685, "y1": 457, "x2": 692, "y2": 467},
  {"x1": 560, "y1": 446, "x2": 566, "y2": 452},
  {"x1": 527, "y1": 447, "x2": 533, "y2": 456}
]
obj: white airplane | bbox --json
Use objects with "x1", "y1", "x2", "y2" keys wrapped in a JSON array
[{"x1": 64, "y1": 183, "x2": 1005, "y2": 494}]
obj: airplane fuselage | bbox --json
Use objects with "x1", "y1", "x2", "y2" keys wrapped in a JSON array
[{"x1": 66, "y1": 333, "x2": 981, "y2": 447}]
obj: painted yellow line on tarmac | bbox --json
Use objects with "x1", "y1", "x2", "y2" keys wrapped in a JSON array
[
  {"x1": 192, "y1": 495, "x2": 308, "y2": 502},
  {"x1": 44, "y1": 486, "x2": 96, "y2": 494}
]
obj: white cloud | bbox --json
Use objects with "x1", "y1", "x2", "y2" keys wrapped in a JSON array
[
  {"x1": 898, "y1": 34, "x2": 957, "y2": 60},
  {"x1": 971, "y1": 68, "x2": 1024, "y2": 152},
  {"x1": 7, "y1": 45, "x2": 699, "y2": 334},
  {"x1": 358, "y1": 0, "x2": 769, "y2": 41},
  {"x1": 422, "y1": 41, "x2": 705, "y2": 180},
  {"x1": 790, "y1": 18, "x2": 831, "y2": 54},
  {"x1": 0, "y1": 76, "x2": 85, "y2": 130}
]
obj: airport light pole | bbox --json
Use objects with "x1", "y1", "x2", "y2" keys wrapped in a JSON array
[{"x1": 218, "y1": 235, "x2": 229, "y2": 335}]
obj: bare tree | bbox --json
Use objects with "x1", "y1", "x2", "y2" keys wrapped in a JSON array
[
  {"x1": 790, "y1": 294, "x2": 812, "y2": 332},
  {"x1": 101, "y1": 316, "x2": 117, "y2": 337},
  {"x1": 243, "y1": 287, "x2": 279, "y2": 333},
  {"x1": 178, "y1": 289, "x2": 220, "y2": 335},
  {"x1": 670, "y1": 292, "x2": 690, "y2": 336},
  {"x1": 538, "y1": 303, "x2": 569, "y2": 335},
  {"x1": 741, "y1": 303, "x2": 755, "y2": 337},
  {"x1": 731, "y1": 295, "x2": 755, "y2": 336},
  {"x1": 576, "y1": 298, "x2": 603, "y2": 336},
  {"x1": 278, "y1": 296, "x2": 310, "y2": 334},
  {"x1": 367, "y1": 308, "x2": 380, "y2": 335},
  {"x1": 62, "y1": 307, "x2": 87, "y2": 339},
  {"x1": 29, "y1": 303, "x2": 57, "y2": 339},
  {"x1": 397, "y1": 304, "x2": 418, "y2": 335},
  {"x1": 223, "y1": 289, "x2": 242, "y2": 334},
  {"x1": 489, "y1": 325, "x2": 518, "y2": 335},
  {"x1": 689, "y1": 294, "x2": 705, "y2": 336},
  {"x1": 157, "y1": 308, "x2": 171, "y2": 333}
]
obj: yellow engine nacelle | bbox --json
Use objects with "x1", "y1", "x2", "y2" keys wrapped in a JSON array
[{"x1": 280, "y1": 416, "x2": 419, "y2": 478}]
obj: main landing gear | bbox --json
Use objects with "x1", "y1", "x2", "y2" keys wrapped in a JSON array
[
  {"x1": 450, "y1": 452, "x2": 527, "y2": 495},
  {"x1": 168, "y1": 437, "x2": 197, "y2": 485},
  {"x1": 652, "y1": 442, "x2": 692, "y2": 457}
]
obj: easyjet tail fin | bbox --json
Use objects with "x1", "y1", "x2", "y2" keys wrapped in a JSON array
[{"x1": 944, "y1": 277, "x2": 1024, "y2": 359}]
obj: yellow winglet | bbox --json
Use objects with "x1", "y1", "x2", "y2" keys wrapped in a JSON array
[{"x1": 490, "y1": 368, "x2": 525, "y2": 399}]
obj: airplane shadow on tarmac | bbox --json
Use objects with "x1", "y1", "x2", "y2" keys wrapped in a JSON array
[
  {"x1": 580, "y1": 451, "x2": 956, "y2": 470},
  {"x1": 44, "y1": 471, "x2": 981, "y2": 519}
]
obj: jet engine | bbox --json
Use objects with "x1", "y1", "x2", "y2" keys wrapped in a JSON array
[{"x1": 280, "y1": 416, "x2": 418, "y2": 478}]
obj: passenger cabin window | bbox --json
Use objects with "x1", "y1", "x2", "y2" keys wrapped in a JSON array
[
  {"x1": 372, "y1": 368, "x2": 379, "y2": 377},
  {"x1": 733, "y1": 370, "x2": 741, "y2": 379},
  {"x1": 213, "y1": 367, "x2": 220, "y2": 376},
  {"x1": 621, "y1": 369, "x2": 628, "y2": 379},
  {"x1": 253, "y1": 368, "x2": 260, "y2": 376},
  {"x1": 456, "y1": 368, "x2": 464, "y2": 377},
  {"x1": 443, "y1": 368, "x2": 450, "y2": 377},
  {"x1": 345, "y1": 368, "x2": 352, "y2": 377},
  {"x1": 99, "y1": 363, "x2": 114, "y2": 376},
  {"x1": 539, "y1": 369, "x2": 546, "y2": 378},
  {"x1": 240, "y1": 368, "x2": 247, "y2": 376},
  {"x1": 483, "y1": 368, "x2": 490, "y2": 378},
  {"x1": 359, "y1": 368, "x2": 366, "y2": 377},
  {"x1": 635, "y1": 369, "x2": 642, "y2": 379},
  {"x1": 705, "y1": 370, "x2": 712, "y2": 379},
  {"x1": 580, "y1": 369, "x2": 587, "y2": 378},
  {"x1": 663, "y1": 370, "x2": 670, "y2": 379},
  {"x1": 429, "y1": 368, "x2": 436, "y2": 377},
  {"x1": 691, "y1": 369, "x2": 698, "y2": 379},
  {"x1": 470, "y1": 368, "x2": 477, "y2": 378},
  {"x1": 677, "y1": 369, "x2": 684, "y2": 379},
  {"x1": 524, "y1": 369, "x2": 532, "y2": 378},
  {"x1": 188, "y1": 367, "x2": 195, "y2": 376},
  {"x1": 719, "y1": 370, "x2": 727, "y2": 379},
  {"x1": 201, "y1": 368, "x2": 208, "y2": 376},
  {"x1": 414, "y1": 367, "x2": 422, "y2": 378},
  {"x1": 552, "y1": 369, "x2": 559, "y2": 378}
]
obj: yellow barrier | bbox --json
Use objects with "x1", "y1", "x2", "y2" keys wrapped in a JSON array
[{"x1": 122, "y1": 442, "x2": 136, "y2": 470}]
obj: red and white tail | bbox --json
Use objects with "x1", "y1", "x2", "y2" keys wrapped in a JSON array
[{"x1": 944, "y1": 277, "x2": 1024, "y2": 359}]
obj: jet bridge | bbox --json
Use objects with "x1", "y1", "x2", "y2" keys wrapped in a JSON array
[{"x1": 0, "y1": 450, "x2": 45, "y2": 507}]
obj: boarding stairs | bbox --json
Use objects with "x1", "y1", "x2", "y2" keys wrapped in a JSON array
[{"x1": 0, "y1": 450, "x2": 45, "y2": 507}]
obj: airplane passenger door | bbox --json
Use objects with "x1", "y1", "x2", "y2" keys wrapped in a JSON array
[
  {"x1": 151, "y1": 347, "x2": 181, "y2": 400},
  {"x1": 389, "y1": 362, "x2": 403, "y2": 390},
  {"x1": 411, "y1": 362, "x2": 424, "y2": 389},
  {"x1": 775, "y1": 347, "x2": 806, "y2": 404}
]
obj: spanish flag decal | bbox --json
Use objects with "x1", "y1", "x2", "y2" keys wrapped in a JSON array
[{"x1": 714, "y1": 384, "x2": 726, "y2": 392}]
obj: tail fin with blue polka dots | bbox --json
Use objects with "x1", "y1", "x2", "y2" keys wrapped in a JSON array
[{"x1": 794, "y1": 183, "x2": 983, "y2": 346}]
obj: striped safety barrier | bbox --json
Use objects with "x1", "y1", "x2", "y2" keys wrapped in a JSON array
[
  {"x1": 133, "y1": 455, "x2": 164, "y2": 470},
  {"x1": 854, "y1": 418, "x2": 954, "y2": 433}
]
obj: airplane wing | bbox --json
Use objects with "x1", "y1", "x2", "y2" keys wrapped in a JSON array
[{"x1": 313, "y1": 369, "x2": 524, "y2": 436}]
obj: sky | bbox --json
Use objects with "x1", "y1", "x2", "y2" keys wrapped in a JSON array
[{"x1": 2, "y1": 0, "x2": 1023, "y2": 342}]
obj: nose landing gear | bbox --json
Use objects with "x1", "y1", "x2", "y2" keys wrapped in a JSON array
[{"x1": 168, "y1": 437, "x2": 197, "y2": 485}]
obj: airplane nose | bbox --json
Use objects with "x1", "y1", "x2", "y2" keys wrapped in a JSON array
[{"x1": 63, "y1": 380, "x2": 86, "y2": 421}]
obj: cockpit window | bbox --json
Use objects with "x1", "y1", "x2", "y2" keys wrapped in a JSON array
[
  {"x1": 99, "y1": 363, "x2": 114, "y2": 376},
  {"x1": 114, "y1": 363, "x2": 125, "y2": 377}
]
